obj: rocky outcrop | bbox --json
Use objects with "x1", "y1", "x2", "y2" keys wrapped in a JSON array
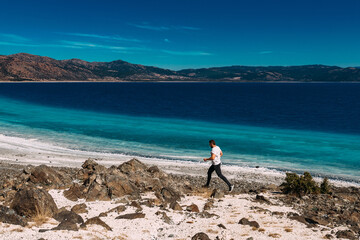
[{"x1": 10, "y1": 187, "x2": 58, "y2": 219}]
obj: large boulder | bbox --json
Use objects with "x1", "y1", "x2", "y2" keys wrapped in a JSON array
[
  {"x1": 0, "y1": 205, "x2": 28, "y2": 226},
  {"x1": 10, "y1": 187, "x2": 58, "y2": 219},
  {"x1": 28, "y1": 165, "x2": 71, "y2": 189}
]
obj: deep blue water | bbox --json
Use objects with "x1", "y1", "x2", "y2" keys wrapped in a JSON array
[{"x1": 0, "y1": 82, "x2": 359, "y2": 182}]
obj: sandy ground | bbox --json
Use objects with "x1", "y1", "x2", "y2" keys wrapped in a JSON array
[{"x1": 0, "y1": 189, "x2": 344, "y2": 240}]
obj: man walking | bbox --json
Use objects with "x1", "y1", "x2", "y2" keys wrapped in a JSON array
[{"x1": 203, "y1": 140, "x2": 234, "y2": 192}]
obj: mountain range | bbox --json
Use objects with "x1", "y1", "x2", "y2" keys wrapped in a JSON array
[{"x1": 1, "y1": 53, "x2": 359, "y2": 82}]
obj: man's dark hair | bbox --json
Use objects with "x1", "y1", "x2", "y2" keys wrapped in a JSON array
[{"x1": 209, "y1": 139, "x2": 216, "y2": 145}]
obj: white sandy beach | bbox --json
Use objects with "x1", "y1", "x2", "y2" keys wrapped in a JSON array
[{"x1": 0, "y1": 189, "x2": 345, "y2": 240}]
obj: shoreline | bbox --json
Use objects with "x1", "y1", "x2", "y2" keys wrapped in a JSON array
[
  {"x1": 2, "y1": 80, "x2": 360, "y2": 83},
  {"x1": 0, "y1": 133, "x2": 359, "y2": 188}
]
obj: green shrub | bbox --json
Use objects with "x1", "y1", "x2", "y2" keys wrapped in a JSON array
[
  {"x1": 281, "y1": 172, "x2": 321, "y2": 197},
  {"x1": 320, "y1": 177, "x2": 331, "y2": 194}
]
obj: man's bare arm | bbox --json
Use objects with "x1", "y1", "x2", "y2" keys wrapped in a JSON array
[
  {"x1": 203, "y1": 153, "x2": 216, "y2": 161},
  {"x1": 220, "y1": 150, "x2": 223, "y2": 157}
]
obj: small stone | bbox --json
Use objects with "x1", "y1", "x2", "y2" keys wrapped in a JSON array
[
  {"x1": 186, "y1": 204, "x2": 200, "y2": 213},
  {"x1": 238, "y1": 217, "x2": 260, "y2": 228},
  {"x1": 115, "y1": 213, "x2": 145, "y2": 220},
  {"x1": 191, "y1": 232, "x2": 211, "y2": 240}
]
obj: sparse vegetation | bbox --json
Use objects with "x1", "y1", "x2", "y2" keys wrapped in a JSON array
[
  {"x1": 320, "y1": 177, "x2": 332, "y2": 194},
  {"x1": 280, "y1": 172, "x2": 331, "y2": 197}
]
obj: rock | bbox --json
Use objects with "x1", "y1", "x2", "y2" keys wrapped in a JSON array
[
  {"x1": 86, "y1": 182, "x2": 110, "y2": 201},
  {"x1": 325, "y1": 234, "x2": 333, "y2": 239},
  {"x1": 105, "y1": 175, "x2": 136, "y2": 198},
  {"x1": 186, "y1": 204, "x2": 200, "y2": 213},
  {"x1": 203, "y1": 199, "x2": 214, "y2": 211},
  {"x1": 115, "y1": 213, "x2": 145, "y2": 220},
  {"x1": 130, "y1": 201, "x2": 142, "y2": 210},
  {"x1": 81, "y1": 159, "x2": 99, "y2": 170},
  {"x1": 118, "y1": 158, "x2": 148, "y2": 174},
  {"x1": 156, "y1": 211, "x2": 173, "y2": 224},
  {"x1": 198, "y1": 211, "x2": 220, "y2": 219},
  {"x1": 81, "y1": 216, "x2": 112, "y2": 231},
  {"x1": 0, "y1": 205, "x2": 27, "y2": 226},
  {"x1": 210, "y1": 189, "x2": 225, "y2": 199},
  {"x1": 169, "y1": 201, "x2": 182, "y2": 211},
  {"x1": 255, "y1": 194, "x2": 271, "y2": 204},
  {"x1": 28, "y1": 165, "x2": 70, "y2": 188},
  {"x1": 71, "y1": 203, "x2": 88, "y2": 214},
  {"x1": 238, "y1": 217, "x2": 260, "y2": 228},
  {"x1": 335, "y1": 230, "x2": 356, "y2": 239},
  {"x1": 191, "y1": 232, "x2": 211, "y2": 240},
  {"x1": 10, "y1": 187, "x2": 58, "y2": 219},
  {"x1": 159, "y1": 187, "x2": 181, "y2": 203},
  {"x1": 218, "y1": 223, "x2": 226, "y2": 229},
  {"x1": 107, "y1": 205, "x2": 126, "y2": 214},
  {"x1": 63, "y1": 183, "x2": 86, "y2": 201},
  {"x1": 54, "y1": 210, "x2": 84, "y2": 224},
  {"x1": 52, "y1": 220, "x2": 78, "y2": 231}
]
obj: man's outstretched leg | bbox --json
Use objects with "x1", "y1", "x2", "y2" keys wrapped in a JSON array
[
  {"x1": 204, "y1": 165, "x2": 215, "y2": 187},
  {"x1": 214, "y1": 164, "x2": 234, "y2": 191}
]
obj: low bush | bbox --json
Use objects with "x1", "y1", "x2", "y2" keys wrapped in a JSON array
[{"x1": 281, "y1": 172, "x2": 331, "y2": 197}]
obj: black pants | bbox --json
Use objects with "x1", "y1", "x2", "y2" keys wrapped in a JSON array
[{"x1": 206, "y1": 164, "x2": 231, "y2": 188}]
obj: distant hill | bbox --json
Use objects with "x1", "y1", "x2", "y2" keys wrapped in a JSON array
[{"x1": 1, "y1": 53, "x2": 360, "y2": 82}]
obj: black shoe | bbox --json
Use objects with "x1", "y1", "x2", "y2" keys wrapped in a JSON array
[{"x1": 229, "y1": 185, "x2": 234, "y2": 192}]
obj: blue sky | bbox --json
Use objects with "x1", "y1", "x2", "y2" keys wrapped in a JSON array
[{"x1": 0, "y1": 0, "x2": 359, "y2": 70}]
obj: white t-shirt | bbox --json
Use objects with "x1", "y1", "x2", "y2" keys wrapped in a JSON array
[{"x1": 211, "y1": 146, "x2": 222, "y2": 165}]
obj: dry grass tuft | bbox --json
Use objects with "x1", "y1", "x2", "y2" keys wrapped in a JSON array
[
  {"x1": 207, "y1": 229, "x2": 219, "y2": 234},
  {"x1": 284, "y1": 228, "x2": 293, "y2": 232},
  {"x1": 258, "y1": 228, "x2": 266, "y2": 232},
  {"x1": 31, "y1": 213, "x2": 49, "y2": 227},
  {"x1": 269, "y1": 233, "x2": 281, "y2": 238}
]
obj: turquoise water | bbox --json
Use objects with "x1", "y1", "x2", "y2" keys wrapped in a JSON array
[{"x1": 0, "y1": 93, "x2": 359, "y2": 183}]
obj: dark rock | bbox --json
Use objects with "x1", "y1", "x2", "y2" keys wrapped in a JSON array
[
  {"x1": 218, "y1": 223, "x2": 226, "y2": 229},
  {"x1": 81, "y1": 216, "x2": 112, "y2": 231},
  {"x1": 63, "y1": 183, "x2": 86, "y2": 201},
  {"x1": 238, "y1": 217, "x2": 260, "y2": 228},
  {"x1": 255, "y1": 194, "x2": 271, "y2": 204},
  {"x1": 10, "y1": 187, "x2": 58, "y2": 219},
  {"x1": 191, "y1": 232, "x2": 211, "y2": 240},
  {"x1": 118, "y1": 158, "x2": 148, "y2": 174},
  {"x1": 71, "y1": 203, "x2": 88, "y2": 214},
  {"x1": 335, "y1": 230, "x2": 356, "y2": 239},
  {"x1": 105, "y1": 174, "x2": 136, "y2": 198},
  {"x1": 28, "y1": 165, "x2": 70, "y2": 188},
  {"x1": 325, "y1": 234, "x2": 333, "y2": 239},
  {"x1": 54, "y1": 210, "x2": 84, "y2": 224},
  {"x1": 52, "y1": 220, "x2": 78, "y2": 231},
  {"x1": 115, "y1": 213, "x2": 145, "y2": 220},
  {"x1": 0, "y1": 205, "x2": 27, "y2": 226}
]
